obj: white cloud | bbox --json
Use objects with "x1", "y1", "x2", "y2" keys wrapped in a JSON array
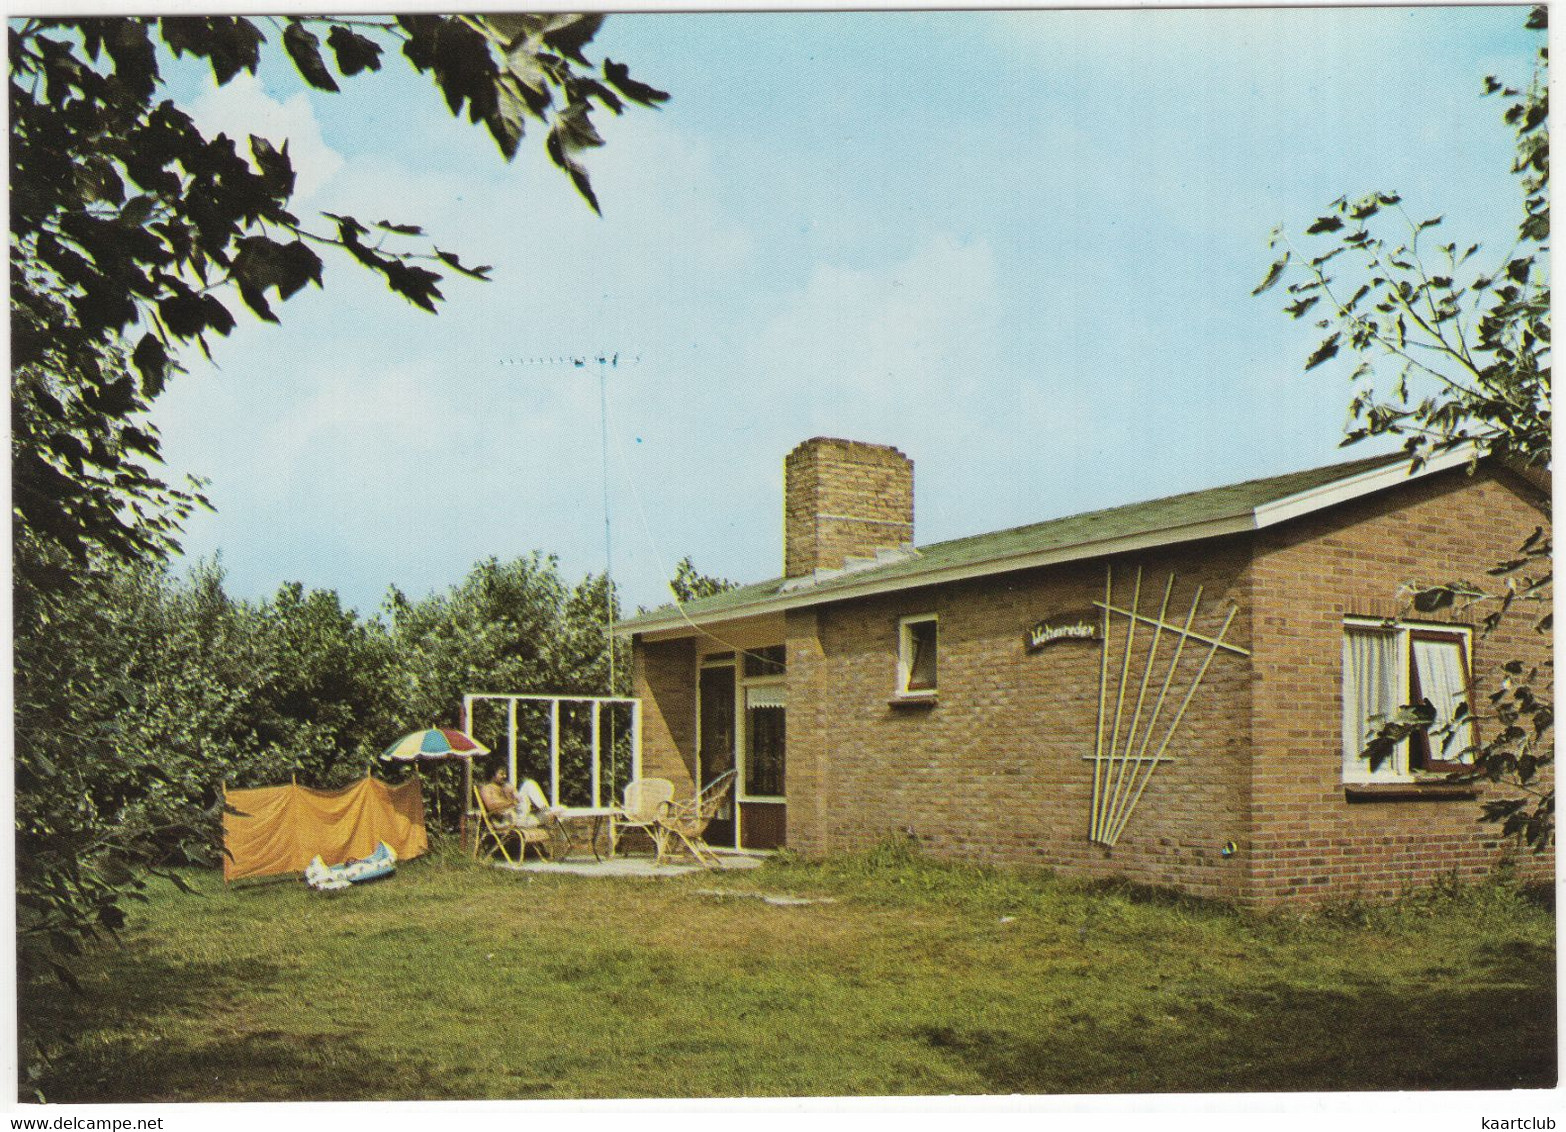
[
  {"x1": 187, "y1": 72, "x2": 343, "y2": 202},
  {"x1": 747, "y1": 232, "x2": 1000, "y2": 432}
]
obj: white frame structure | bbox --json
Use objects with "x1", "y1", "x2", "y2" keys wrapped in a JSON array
[{"x1": 461, "y1": 692, "x2": 642, "y2": 808}]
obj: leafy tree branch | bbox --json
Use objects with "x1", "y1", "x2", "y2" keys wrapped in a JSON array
[{"x1": 1261, "y1": 6, "x2": 1551, "y2": 850}]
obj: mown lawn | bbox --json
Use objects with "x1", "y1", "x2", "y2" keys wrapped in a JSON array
[{"x1": 21, "y1": 842, "x2": 1556, "y2": 1101}]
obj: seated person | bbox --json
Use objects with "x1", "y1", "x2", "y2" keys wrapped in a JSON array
[{"x1": 479, "y1": 767, "x2": 553, "y2": 829}]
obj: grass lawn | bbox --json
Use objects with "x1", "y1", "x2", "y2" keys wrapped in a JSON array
[{"x1": 21, "y1": 841, "x2": 1556, "y2": 1101}]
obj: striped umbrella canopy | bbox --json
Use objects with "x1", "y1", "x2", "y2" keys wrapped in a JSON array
[{"x1": 381, "y1": 727, "x2": 491, "y2": 762}]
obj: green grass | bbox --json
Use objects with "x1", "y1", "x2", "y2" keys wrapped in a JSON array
[{"x1": 21, "y1": 841, "x2": 1556, "y2": 1101}]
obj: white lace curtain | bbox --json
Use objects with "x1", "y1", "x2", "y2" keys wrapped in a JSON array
[
  {"x1": 1343, "y1": 628, "x2": 1401, "y2": 780},
  {"x1": 1412, "y1": 637, "x2": 1476, "y2": 764}
]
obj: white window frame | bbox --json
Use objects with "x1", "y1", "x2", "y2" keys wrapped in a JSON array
[
  {"x1": 738, "y1": 673, "x2": 787, "y2": 804},
  {"x1": 1342, "y1": 618, "x2": 1475, "y2": 783},
  {"x1": 897, "y1": 614, "x2": 939, "y2": 698}
]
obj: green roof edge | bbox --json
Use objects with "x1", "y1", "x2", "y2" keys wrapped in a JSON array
[{"x1": 618, "y1": 448, "x2": 1439, "y2": 632}]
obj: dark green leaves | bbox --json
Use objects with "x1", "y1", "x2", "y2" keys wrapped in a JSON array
[
  {"x1": 231, "y1": 237, "x2": 325, "y2": 321},
  {"x1": 131, "y1": 333, "x2": 170, "y2": 397},
  {"x1": 541, "y1": 12, "x2": 605, "y2": 64},
  {"x1": 436, "y1": 250, "x2": 493, "y2": 280},
  {"x1": 1306, "y1": 215, "x2": 1345, "y2": 235},
  {"x1": 1359, "y1": 701, "x2": 1437, "y2": 771},
  {"x1": 547, "y1": 102, "x2": 606, "y2": 213},
  {"x1": 604, "y1": 59, "x2": 670, "y2": 107},
  {"x1": 283, "y1": 21, "x2": 340, "y2": 93},
  {"x1": 249, "y1": 135, "x2": 296, "y2": 200},
  {"x1": 158, "y1": 17, "x2": 263, "y2": 86},
  {"x1": 381, "y1": 259, "x2": 444, "y2": 313},
  {"x1": 327, "y1": 25, "x2": 383, "y2": 77},
  {"x1": 486, "y1": 78, "x2": 532, "y2": 160},
  {"x1": 1252, "y1": 255, "x2": 1289, "y2": 296},
  {"x1": 1410, "y1": 585, "x2": 1457, "y2": 613},
  {"x1": 1304, "y1": 333, "x2": 1340, "y2": 370}
]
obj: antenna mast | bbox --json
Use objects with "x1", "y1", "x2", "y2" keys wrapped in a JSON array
[{"x1": 500, "y1": 352, "x2": 638, "y2": 695}]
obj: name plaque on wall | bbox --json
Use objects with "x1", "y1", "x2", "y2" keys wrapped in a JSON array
[{"x1": 1027, "y1": 618, "x2": 1099, "y2": 651}]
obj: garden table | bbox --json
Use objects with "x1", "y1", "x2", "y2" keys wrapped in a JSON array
[{"x1": 549, "y1": 806, "x2": 622, "y2": 861}]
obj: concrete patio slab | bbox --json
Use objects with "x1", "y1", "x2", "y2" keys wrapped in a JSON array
[{"x1": 493, "y1": 852, "x2": 765, "y2": 879}]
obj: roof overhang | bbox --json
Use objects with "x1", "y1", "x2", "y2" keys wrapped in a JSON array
[{"x1": 620, "y1": 445, "x2": 1481, "y2": 639}]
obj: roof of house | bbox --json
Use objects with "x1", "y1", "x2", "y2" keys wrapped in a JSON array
[{"x1": 620, "y1": 445, "x2": 1487, "y2": 636}]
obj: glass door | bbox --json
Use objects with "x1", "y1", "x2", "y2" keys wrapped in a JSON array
[{"x1": 698, "y1": 662, "x2": 736, "y2": 846}]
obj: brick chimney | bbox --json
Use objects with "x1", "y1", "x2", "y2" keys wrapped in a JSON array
[{"x1": 784, "y1": 438, "x2": 914, "y2": 578}]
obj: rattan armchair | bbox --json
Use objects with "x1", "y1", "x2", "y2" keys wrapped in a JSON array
[
  {"x1": 654, "y1": 769, "x2": 737, "y2": 867},
  {"x1": 612, "y1": 777, "x2": 676, "y2": 856}
]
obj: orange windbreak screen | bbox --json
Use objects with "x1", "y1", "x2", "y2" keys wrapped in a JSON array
[{"x1": 223, "y1": 776, "x2": 427, "y2": 881}]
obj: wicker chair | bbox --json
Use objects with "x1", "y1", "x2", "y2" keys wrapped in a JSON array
[
  {"x1": 471, "y1": 782, "x2": 555, "y2": 865},
  {"x1": 612, "y1": 777, "x2": 675, "y2": 857},
  {"x1": 654, "y1": 769, "x2": 737, "y2": 867}
]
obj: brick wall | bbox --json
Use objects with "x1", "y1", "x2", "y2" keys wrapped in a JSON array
[
  {"x1": 631, "y1": 463, "x2": 1551, "y2": 904},
  {"x1": 1244, "y1": 464, "x2": 1553, "y2": 904},
  {"x1": 785, "y1": 437, "x2": 914, "y2": 577},
  {"x1": 785, "y1": 541, "x2": 1256, "y2": 901},
  {"x1": 632, "y1": 636, "x2": 698, "y2": 788}
]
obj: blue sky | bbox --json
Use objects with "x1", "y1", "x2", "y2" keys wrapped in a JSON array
[{"x1": 144, "y1": 6, "x2": 1542, "y2": 616}]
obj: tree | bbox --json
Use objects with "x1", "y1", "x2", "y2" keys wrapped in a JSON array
[
  {"x1": 11, "y1": 14, "x2": 667, "y2": 611},
  {"x1": 10, "y1": 12, "x2": 665, "y2": 1011},
  {"x1": 669, "y1": 555, "x2": 739, "y2": 603},
  {"x1": 16, "y1": 551, "x2": 620, "y2": 1079},
  {"x1": 383, "y1": 555, "x2": 625, "y2": 818},
  {"x1": 1260, "y1": 6, "x2": 1551, "y2": 849}
]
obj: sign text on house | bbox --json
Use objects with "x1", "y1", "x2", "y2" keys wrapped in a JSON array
[{"x1": 1027, "y1": 618, "x2": 1099, "y2": 651}]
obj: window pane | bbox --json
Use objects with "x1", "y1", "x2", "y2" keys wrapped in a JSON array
[
  {"x1": 1343, "y1": 628, "x2": 1401, "y2": 779},
  {"x1": 745, "y1": 704, "x2": 786, "y2": 796},
  {"x1": 744, "y1": 645, "x2": 786, "y2": 678},
  {"x1": 1412, "y1": 636, "x2": 1474, "y2": 766},
  {"x1": 906, "y1": 619, "x2": 937, "y2": 691}
]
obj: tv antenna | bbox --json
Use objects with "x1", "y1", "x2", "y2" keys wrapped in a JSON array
[{"x1": 500, "y1": 352, "x2": 640, "y2": 695}]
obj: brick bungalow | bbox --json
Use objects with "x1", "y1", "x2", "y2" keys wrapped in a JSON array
[{"x1": 617, "y1": 437, "x2": 1551, "y2": 904}]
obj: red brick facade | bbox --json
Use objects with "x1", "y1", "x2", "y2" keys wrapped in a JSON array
[
  {"x1": 629, "y1": 462, "x2": 1551, "y2": 905},
  {"x1": 1242, "y1": 464, "x2": 1552, "y2": 903}
]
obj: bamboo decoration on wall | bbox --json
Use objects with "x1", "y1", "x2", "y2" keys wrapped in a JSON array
[{"x1": 1088, "y1": 564, "x2": 1249, "y2": 847}]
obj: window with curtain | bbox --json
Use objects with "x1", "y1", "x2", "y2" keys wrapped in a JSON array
[
  {"x1": 1342, "y1": 621, "x2": 1474, "y2": 782},
  {"x1": 899, "y1": 615, "x2": 938, "y2": 695},
  {"x1": 1410, "y1": 633, "x2": 1477, "y2": 770}
]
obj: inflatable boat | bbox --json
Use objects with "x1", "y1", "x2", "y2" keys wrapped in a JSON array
[{"x1": 305, "y1": 841, "x2": 397, "y2": 891}]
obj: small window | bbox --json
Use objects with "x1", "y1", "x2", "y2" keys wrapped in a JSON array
[
  {"x1": 1343, "y1": 620, "x2": 1475, "y2": 782},
  {"x1": 744, "y1": 644, "x2": 786, "y2": 678},
  {"x1": 899, "y1": 615, "x2": 938, "y2": 696},
  {"x1": 744, "y1": 684, "x2": 786, "y2": 797}
]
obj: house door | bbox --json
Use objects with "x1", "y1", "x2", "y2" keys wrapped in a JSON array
[{"x1": 698, "y1": 663, "x2": 736, "y2": 847}]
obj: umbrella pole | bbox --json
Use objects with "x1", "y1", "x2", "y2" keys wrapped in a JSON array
[
  {"x1": 461, "y1": 757, "x2": 473, "y2": 852},
  {"x1": 458, "y1": 700, "x2": 473, "y2": 853}
]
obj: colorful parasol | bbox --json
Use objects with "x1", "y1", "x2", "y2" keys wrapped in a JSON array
[{"x1": 381, "y1": 727, "x2": 491, "y2": 762}]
